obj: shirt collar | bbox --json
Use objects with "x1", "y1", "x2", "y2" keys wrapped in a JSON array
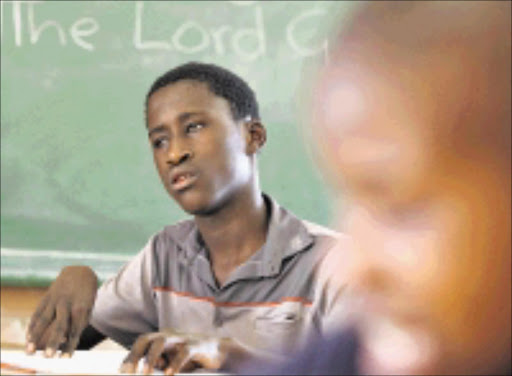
[
  {"x1": 257, "y1": 194, "x2": 314, "y2": 277},
  {"x1": 181, "y1": 193, "x2": 315, "y2": 279}
]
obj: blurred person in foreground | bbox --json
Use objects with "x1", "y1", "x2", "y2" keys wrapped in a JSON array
[{"x1": 243, "y1": 1, "x2": 511, "y2": 374}]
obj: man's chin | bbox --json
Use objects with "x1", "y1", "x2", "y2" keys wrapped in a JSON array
[
  {"x1": 177, "y1": 202, "x2": 211, "y2": 216},
  {"x1": 169, "y1": 189, "x2": 206, "y2": 214},
  {"x1": 175, "y1": 197, "x2": 216, "y2": 217}
]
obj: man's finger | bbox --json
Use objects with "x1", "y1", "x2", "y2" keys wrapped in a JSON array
[
  {"x1": 26, "y1": 295, "x2": 50, "y2": 342},
  {"x1": 26, "y1": 299, "x2": 55, "y2": 353},
  {"x1": 155, "y1": 356, "x2": 167, "y2": 370},
  {"x1": 155, "y1": 343, "x2": 180, "y2": 370},
  {"x1": 26, "y1": 294, "x2": 51, "y2": 353},
  {"x1": 44, "y1": 300, "x2": 70, "y2": 357},
  {"x1": 120, "y1": 335, "x2": 151, "y2": 373},
  {"x1": 143, "y1": 337, "x2": 165, "y2": 374},
  {"x1": 165, "y1": 343, "x2": 190, "y2": 376},
  {"x1": 60, "y1": 304, "x2": 90, "y2": 357},
  {"x1": 190, "y1": 352, "x2": 223, "y2": 370},
  {"x1": 177, "y1": 356, "x2": 202, "y2": 374},
  {"x1": 119, "y1": 362, "x2": 137, "y2": 374}
]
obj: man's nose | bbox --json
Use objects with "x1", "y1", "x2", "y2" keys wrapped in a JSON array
[{"x1": 166, "y1": 139, "x2": 193, "y2": 166}]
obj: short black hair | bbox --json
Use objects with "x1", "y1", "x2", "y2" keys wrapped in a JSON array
[{"x1": 145, "y1": 62, "x2": 260, "y2": 124}]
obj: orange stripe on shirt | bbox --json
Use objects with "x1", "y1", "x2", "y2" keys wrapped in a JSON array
[{"x1": 152, "y1": 286, "x2": 312, "y2": 307}]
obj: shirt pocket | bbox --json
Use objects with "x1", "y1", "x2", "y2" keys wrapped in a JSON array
[{"x1": 253, "y1": 301, "x2": 305, "y2": 353}]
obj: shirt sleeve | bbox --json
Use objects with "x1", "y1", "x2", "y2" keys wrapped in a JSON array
[{"x1": 90, "y1": 236, "x2": 159, "y2": 348}]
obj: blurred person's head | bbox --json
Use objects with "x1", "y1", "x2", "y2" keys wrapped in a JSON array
[{"x1": 312, "y1": 1, "x2": 511, "y2": 374}]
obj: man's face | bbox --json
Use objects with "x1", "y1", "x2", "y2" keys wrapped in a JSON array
[
  {"x1": 314, "y1": 45, "x2": 511, "y2": 374},
  {"x1": 146, "y1": 80, "x2": 252, "y2": 215}
]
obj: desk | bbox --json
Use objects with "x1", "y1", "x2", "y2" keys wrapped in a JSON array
[
  {"x1": 1, "y1": 350, "x2": 128, "y2": 375},
  {"x1": 0, "y1": 350, "x2": 227, "y2": 375}
]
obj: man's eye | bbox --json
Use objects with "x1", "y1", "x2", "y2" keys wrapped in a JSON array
[
  {"x1": 185, "y1": 122, "x2": 204, "y2": 133},
  {"x1": 152, "y1": 138, "x2": 168, "y2": 149}
]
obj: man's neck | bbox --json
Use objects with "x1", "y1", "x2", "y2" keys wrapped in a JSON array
[{"x1": 194, "y1": 188, "x2": 269, "y2": 286}]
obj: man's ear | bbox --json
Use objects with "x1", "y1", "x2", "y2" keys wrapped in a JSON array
[{"x1": 245, "y1": 120, "x2": 266, "y2": 154}]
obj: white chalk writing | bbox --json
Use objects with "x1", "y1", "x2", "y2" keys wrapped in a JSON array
[
  {"x1": 0, "y1": 1, "x2": 329, "y2": 60},
  {"x1": 2, "y1": 1, "x2": 100, "y2": 50},
  {"x1": 286, "y1": 8, "x2": 328, "y2": 58}
]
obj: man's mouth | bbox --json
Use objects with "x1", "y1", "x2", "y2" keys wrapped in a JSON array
[{"x1": 171, "y1": 172, "x2": 197, "y2": 191}]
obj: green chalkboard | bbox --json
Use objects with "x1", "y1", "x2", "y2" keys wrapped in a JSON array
[{"x1": 1, "y1": 1, "x2": 355, "y2": 286}]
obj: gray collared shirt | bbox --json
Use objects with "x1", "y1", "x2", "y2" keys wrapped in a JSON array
[{"x1": 90, "y1": 195, "x2": 350, "y2": 359}]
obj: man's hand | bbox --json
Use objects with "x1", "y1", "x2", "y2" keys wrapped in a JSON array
[
  {"x1": 119, "y1": 329, "x2": 247, "y2": 375},
  {"x1": 25, "y1": 265, "x2": 98, "y2": 358}
]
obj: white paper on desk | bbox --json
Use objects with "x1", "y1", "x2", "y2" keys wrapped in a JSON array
[
  {"x1": 0, "y1": 350, "x2": 228, "y2": 375},
  {"x1": 0, "y1": 350, "x2": 153, "y2": 375}
]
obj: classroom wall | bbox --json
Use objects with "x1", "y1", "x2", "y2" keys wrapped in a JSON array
[{"x1": 1, "y1": 1, "x2": 357, "y2": 286}]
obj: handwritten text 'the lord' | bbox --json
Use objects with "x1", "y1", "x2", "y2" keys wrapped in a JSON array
[{"x1": 0, "y1": 1, "x2": 329, "y2": 60}]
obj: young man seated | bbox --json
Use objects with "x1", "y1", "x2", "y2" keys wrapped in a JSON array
[{"x1": 25, "y1": 62, "x2": 350, "y2": 374}]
